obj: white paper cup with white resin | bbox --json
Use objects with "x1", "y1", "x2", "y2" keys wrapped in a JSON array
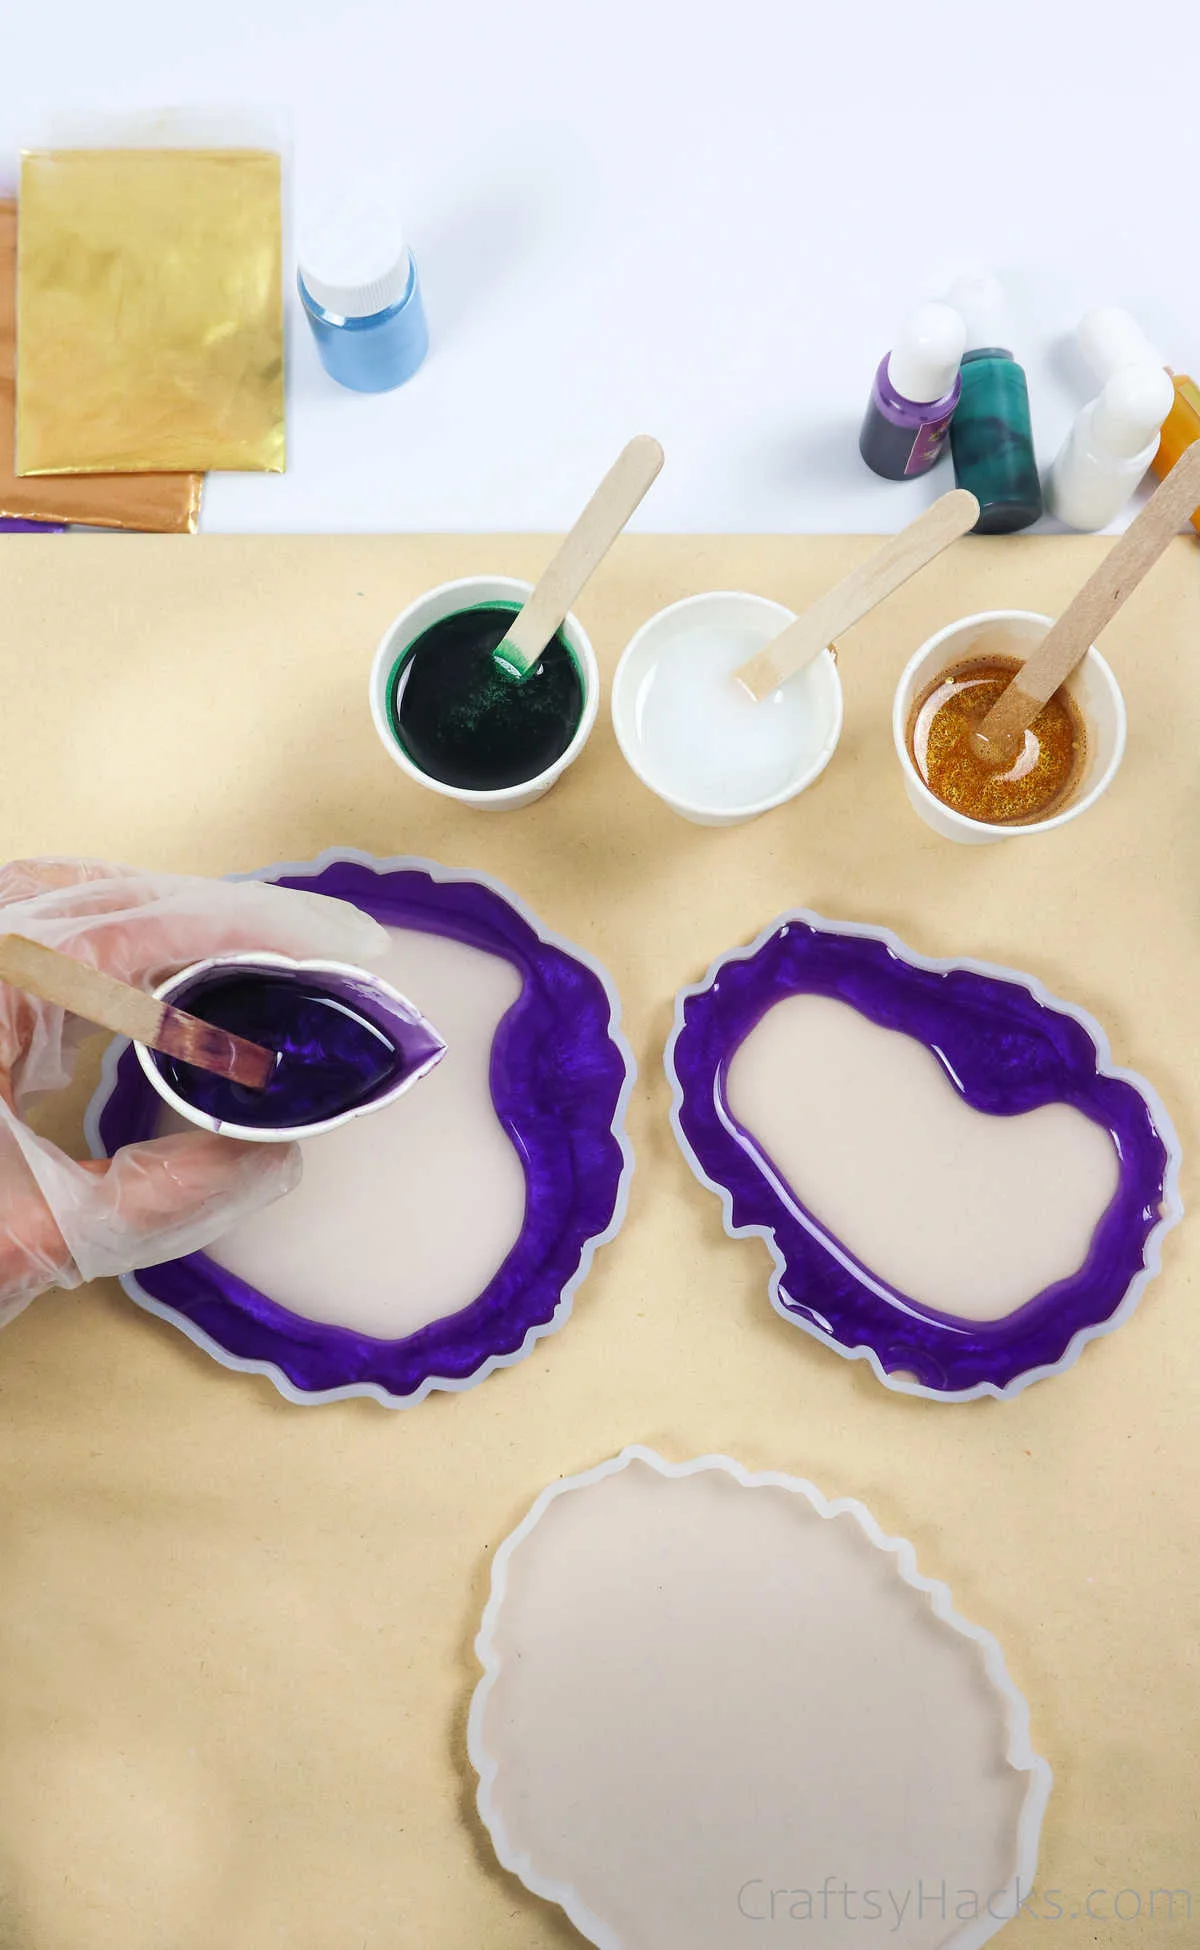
[
  {"x1": 610, "y1": 591, "x2": 844, "y2": 827},
  {"x1": 892, "y1": 609, "x2": 1127, "y2": 846},
  {"x1": 135, "y1": 952, "x2": 445, "y2": 1142},
  {"x1": 369, "y1": 575, "x2": 600, "y2": 811}
]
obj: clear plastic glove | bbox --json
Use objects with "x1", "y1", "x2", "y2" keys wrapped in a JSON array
[{"x1": 0, "y1": 858, "x2": 388, "y2": 1327}]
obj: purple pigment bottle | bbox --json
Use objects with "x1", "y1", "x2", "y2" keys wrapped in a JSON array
[{"x1": 859, "y1": 303, "x2": 965, "y2": 480}]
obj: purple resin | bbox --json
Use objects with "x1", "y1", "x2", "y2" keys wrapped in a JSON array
[
  {"x1": 89, "y1": 854, "x2": 634, "y2": 1405},
  {"x1": 667, "y1": 912, "x2": 1180, "y2": 1399},
  {"x1": 153, "y1": 963, "x2": 444, "y2": 1130},
  {"x1": 0, "y1": 517, "x2": 65, "y2": 532}
]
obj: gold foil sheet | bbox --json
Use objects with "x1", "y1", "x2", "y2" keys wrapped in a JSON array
[
  {"x1": 0, "y1": 201, "x2": 201, "y2": 531},
  {"x1": 17, "y1": 149, "x2": 285, "y2": 476}
]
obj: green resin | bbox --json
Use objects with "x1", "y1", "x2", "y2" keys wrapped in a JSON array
[
  {"x1": 389, "y1": 603, "x2": 585, "y2": 791},
  {"x1": 950, "y1": 350, "x2": 1043, "y2": 535}
]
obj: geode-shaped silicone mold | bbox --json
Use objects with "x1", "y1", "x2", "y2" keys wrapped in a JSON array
[
  {"x1": 470, "y1": 1447, "x2": 1052, "y2": 1950},
  {"x1": 86, "y1": 850, "x2": 634, "y2": 1407},
  {"x1": 666, "y1": 912, "x2": 1181, "y2": 1400}
]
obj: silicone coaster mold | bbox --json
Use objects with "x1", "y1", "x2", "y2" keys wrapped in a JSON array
[
  {"x1": 86, "y1": 850, "x2": 634, "y2": 1406},
  {"x1": 470, "y1": 1447, "x2": 1052, "y2": 1950},
  {"x1": 666, "y1": 911, "x2": 1181, "y2": 1401}
]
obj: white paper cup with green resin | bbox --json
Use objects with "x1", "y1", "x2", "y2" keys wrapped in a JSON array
[{"x1": 370, "y1": 575, "x2": 600, "y2": 811}]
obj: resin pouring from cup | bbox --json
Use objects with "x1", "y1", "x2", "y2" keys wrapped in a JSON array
[
  {"x1": 91, "y1": 853, "x2": 635, "y2": 1405},
  {"x1": 136, "y1": 952, "x2": 445, "y2": 1141}
]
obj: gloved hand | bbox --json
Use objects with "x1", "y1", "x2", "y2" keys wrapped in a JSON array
[{"x1": 0, "y1": 858, "x2": 388, "y2": 1327}]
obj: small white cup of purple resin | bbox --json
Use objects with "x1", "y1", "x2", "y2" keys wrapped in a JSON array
[
  {"x1": 369, "y1": 574, "x2": 600, "y2": 812},
  {"x1": 135, "y1": 952, "x2": 444, "y2": 1143}
]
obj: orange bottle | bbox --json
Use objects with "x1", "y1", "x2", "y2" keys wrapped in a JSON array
[
  {"x1": 1078, "y1": 308, "x2": 1200, "y2": 532},
  {"x1": 1150, "y1": 373, "x2": 1200, "y2": 530}
]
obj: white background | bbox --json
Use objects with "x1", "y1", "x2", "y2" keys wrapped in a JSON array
[{"x1": 2, "y1": 0, "x2": 1194, "y2": 534}]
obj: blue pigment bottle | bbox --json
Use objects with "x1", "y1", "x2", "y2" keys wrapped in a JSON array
[{"x1": 298, "y1": 201, "x2": 428, "y2": 394}]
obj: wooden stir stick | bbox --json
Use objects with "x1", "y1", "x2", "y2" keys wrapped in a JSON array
[
  {"x1": 734, "y1": 489, "x2": 980, "y2": 703},
  {"x1": 493, "y1": 435, "x2": 665, "y2": 679},
  {"x1": 0, "y1": 934, "x2": 275, "y2": 1090},
  {"x1": 972, "y1": 440, "x2": 1200, "y2": 760}
]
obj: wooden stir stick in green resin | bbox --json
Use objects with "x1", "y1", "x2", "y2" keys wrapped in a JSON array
[
  {"x1": 734, "y1": 489, "x2": 980, "y2": 701},
  {"x1": 972, "y1": 440, "x2": 1200, "y2": 762},
  {"x1": 492, "y1": 436, "x2": 665, "y2": 679}
]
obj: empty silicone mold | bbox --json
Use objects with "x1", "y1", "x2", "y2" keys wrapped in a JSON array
[{"x1": 470, "y1": 1447, "x2": 1051, "y2": 1950}]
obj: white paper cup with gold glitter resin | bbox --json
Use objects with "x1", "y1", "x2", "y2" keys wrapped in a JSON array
[{"x1": 892, "y1": 609, "x2": 1127, "y2": 846}]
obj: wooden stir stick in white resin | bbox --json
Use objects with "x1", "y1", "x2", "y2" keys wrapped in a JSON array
[
  {"x1": 492, "y1": 436, "x2": 664, "y2": 679},
  {"x1": 971, "y1": 440, "x2": 1200, "y2": 760},
  {"x1": 734, "y1": 488, "x2": 979, "y2": 702}
]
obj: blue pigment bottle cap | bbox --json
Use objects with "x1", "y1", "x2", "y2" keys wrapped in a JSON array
[{"x1": 298, "y1": 195, "x2": 429, "y2": 394}]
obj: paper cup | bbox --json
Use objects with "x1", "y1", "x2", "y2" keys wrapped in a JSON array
[
  {"x1": 892, "y1": 610, "x2": 1127, "y2": 846},
  {"x1": 136, "y1": 953, "x2": 444, "y2": 1142},
  {"x1": 610, "y1": 591, "x2": 844, "y2": 827},
  {"x1": 369, "y1": 575, "x2": 599, "y2": 811}
]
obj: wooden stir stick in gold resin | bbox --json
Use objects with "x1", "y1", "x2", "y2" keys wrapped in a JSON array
[
  {"x1": 972, "y1": 441, "x2": 1200, "y2": 763},
  {"x1": 0, "y1": 935, "x2": 275, "y2": 1089}
]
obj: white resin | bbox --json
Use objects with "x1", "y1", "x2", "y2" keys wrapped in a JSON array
[
  {"x1": 471, "y1": 1449, "x2": 1048, "y2": 1950},
  {"x1": 168, "y1": 926, "x2": 527, "y2": 1338},
  {"x1": 724, "y1": 993, "x2": 1119, "y2": 1321},
  {"x1": 633, "y1": 622, "x2": 830, "y2": 810}
]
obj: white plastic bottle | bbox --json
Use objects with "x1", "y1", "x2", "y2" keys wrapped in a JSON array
[
  {"x1": 1077, "y1": 306, "x2": 1165, "y2": 383},
  {"x1": 1047, "y1": 364, "x2": 1175, "y2": 531}
]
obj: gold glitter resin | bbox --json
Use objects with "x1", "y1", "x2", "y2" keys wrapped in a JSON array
[
  {"x1": 909, "y1": 656, "x2": 1087, "y2": 826},
  {"x1": 16, "y1": 148, "x2": 284, "y2": 475}
]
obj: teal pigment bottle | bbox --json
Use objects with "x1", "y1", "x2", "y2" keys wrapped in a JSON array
[{"x1": 946, "y1": 274, "x2": 1042, "y2": 534}]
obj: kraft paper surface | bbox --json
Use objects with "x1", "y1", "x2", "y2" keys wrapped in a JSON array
[
  {"x1": 0, "y1": 203, "x2": 201, "y2": 532},
  {"x1": 0, "y1": 532, "x2": 1196, "y2": 1950},
  {"x1": 16, "y1": 151, "x2": 284, "y2": 476}
]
